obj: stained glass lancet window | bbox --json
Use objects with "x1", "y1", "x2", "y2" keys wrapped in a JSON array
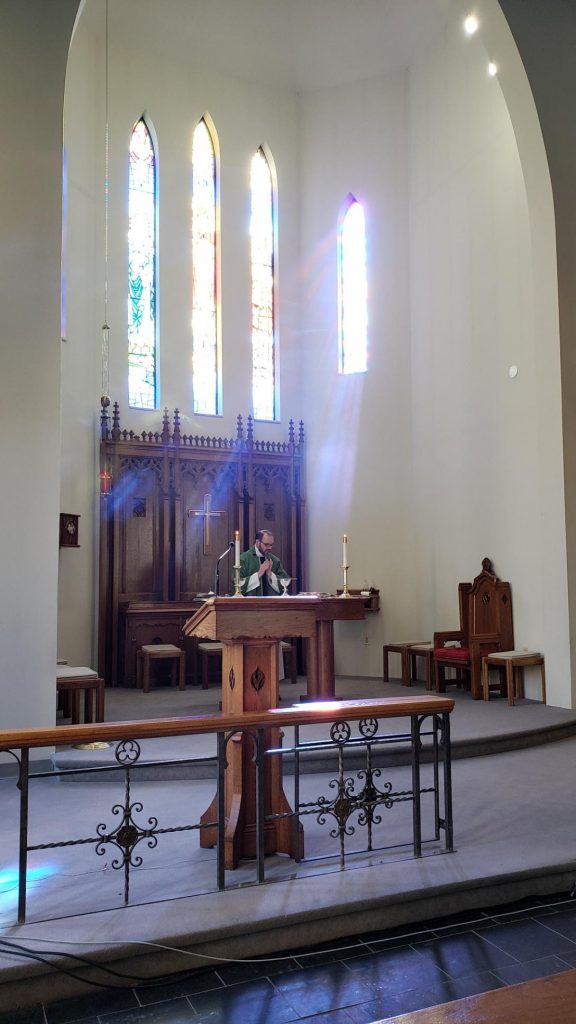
[
  {"x1": 338, "y1": 196, "x2": 368, "y2": 374},
  {"x1": 192, "y1": 118, "x2": 219, "y2": 415},
  {"x1": 250, "y1": 147, "x2": 276, "y2": 420},
  {"x1": 128, "y1": 117, "x2": 157, "y2": 408}
]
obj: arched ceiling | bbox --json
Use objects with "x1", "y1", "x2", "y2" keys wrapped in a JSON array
[{"x1": 79, "y1": 0, "x2": 457, "y2": 91}]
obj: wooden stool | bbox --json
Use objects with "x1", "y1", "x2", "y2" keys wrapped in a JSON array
[
  {"x1": 197, "y1": 642, "x2": 223, "y2": 689},
  {"x1": 482, "y1": 650, "x2": 546, "y2": 705},
  {"x1": 407, "y1": 643, "x2": 435, "y2": 690},
  {"x1": 137, "y1": 644, "x2": 186, "y2": 693},
  {"x1": 280, "y1": 640, "x2": 297, "y2": 684},
  {"x1": 383, "y1": 642, "x2": 429, "y2": 686},
  {"x1": 56, "y1": 667, "x2": 105, "y2": 724}
]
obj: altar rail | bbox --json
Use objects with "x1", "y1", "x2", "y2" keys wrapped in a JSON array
[{"x1": 0, "y1": 696, "x2": 454, "y2": 924}]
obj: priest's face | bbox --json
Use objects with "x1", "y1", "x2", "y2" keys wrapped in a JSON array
[{"x1": 256, "y1": 533, "x2": 274, "y2": 556}]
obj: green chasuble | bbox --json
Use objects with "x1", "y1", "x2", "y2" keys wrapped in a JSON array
[{"x1": 239, "y1": 546, "x2": 289, "y2": 596}]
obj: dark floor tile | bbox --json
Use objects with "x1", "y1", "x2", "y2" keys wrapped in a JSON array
[
  {"x1": 343, "y1": 977, "x2": 450, "y2": 1024},
  {"x1": 493, "y1": 954, "x2": 571, "y2": 986},
  {"x1": 344, "y1": 943, "x2": 449, "y2": 992},
  {"x1": 412, "y1": 930, "x2": 517, "y2": 978},
  {"x1": 0, "y1": 1007, "x2": 48, "y2": 1024},
  {"x1": 479, "y1": 918, "x2": 576, "y2": 960},
  {"x1": 293, "y1": 939, "x2": 370, "y2": 968},
  {"x1": 99, "y1": 999, "x2": 197, "y2": 1023},
  {"x1": 534, "y1": 898, "x2": 576, "y2": 917},
  {"x1": 272, "y1": 961, "x2": 374, "y2": 1017},
  {"x1": 419, "y1": 908, "x2": 492, "y2": 933},
  {"x1": 439, "y1": 970, "x2": 503, "y2": 1001},
  {"x1": 300, "y1": 1010, "x2": 355, "y2": 1024},
  {"x1": 135, "y1": 968, "x2": 223, "y2": 1005},
  {"x1": 45, "y1": 987, "x2": 139, "y2": 1024},
  {"x1": 559, "y1": 948, "x2": 576, "y2": 968},
  {"x1": 362, "y1": 922, "x2": 433, "y2": 950},
  {"x1": 215, "y1": 953, "x2": 299, "y2": 985},
  {"x1": 480, "y1": 896, "x2": 549, "y2": 921},
  {"x1": 189, "y1": 977, "x2": 298, "y2": 1024},
  {"x1": 536, "y1": 907, "x2": 576, "y2": 942}
]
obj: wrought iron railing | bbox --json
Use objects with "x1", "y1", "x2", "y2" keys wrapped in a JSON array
[{"x1": 0, "y1": 696, "x2": 454, "y2": 923}]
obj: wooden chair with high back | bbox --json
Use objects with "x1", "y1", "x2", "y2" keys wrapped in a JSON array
[{"x1": 433, "y1": 558, "x2": 514, "y2": 700}]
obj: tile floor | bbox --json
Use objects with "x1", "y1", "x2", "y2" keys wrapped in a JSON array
[{"x1": 3, "y1": 892, "x2": 576, "y2": 1024}]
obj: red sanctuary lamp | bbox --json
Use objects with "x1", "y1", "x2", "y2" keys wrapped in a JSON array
[{"x1": 99, "y1": 469, "x2": 112, "y2": 495}]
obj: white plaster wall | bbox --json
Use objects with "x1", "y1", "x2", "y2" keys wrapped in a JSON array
[
  {"x1": 299, "y1": 8, "x2": 569, "y2": 703},
  {"x1": 408, "y1": 16, "x2": 569, "y2": 706},
  {"x1": 60, "y1": 9, "x2": 301, "y2": 666},
  {"x1": 0, "y1": 0, "x2": 80, "y2": 745},
  {"x1": 299, "y1": 75, "x2": 413, "y2": 677}
]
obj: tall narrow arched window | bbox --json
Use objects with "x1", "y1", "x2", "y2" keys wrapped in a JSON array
[
  {"x1": 250, "y1": 147, "x2": 276, "y2": 421},
  {"x1": 192, "y1": 117, "x2": 219, "y2": 415},
  {"x1": 128, "y1": 117, "x2": 157, "y2": 408},
  {"x1": 338, "y1": 196, "x2": 368, "y2": 374}
]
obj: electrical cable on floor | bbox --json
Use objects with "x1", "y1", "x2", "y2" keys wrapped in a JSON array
[
  {"x1": 0, "y1": 937, "x2": 216, "y2": 990},
  {"x1": 0, "y1": 890, "x2": 574, "y2": 993}
]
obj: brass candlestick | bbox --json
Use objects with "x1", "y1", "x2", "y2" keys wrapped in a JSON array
[
  {"x1": 232, "y1": 563, "x2": 243, "y2": 597},
  {"x1": 341, "y1": 563, "x2": 351, "y2": 597}
]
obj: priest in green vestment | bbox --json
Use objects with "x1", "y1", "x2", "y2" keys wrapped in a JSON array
[{"x1": 239, "y1": 530, "x2": 290, "y2": 596}]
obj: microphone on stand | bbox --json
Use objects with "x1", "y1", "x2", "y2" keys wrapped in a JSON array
[{"x1": 214, "y1": 541, "x2": 235, "y2": 596}]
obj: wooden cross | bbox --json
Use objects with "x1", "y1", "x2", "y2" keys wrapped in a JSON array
[{"x1": 186, "y1": 493, "x2": 226, "y2": 555}]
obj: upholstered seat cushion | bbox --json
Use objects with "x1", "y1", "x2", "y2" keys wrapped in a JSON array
[
  {"x1": 141, "y1": 644, "x2": 182, "y2": 654},
  {"x1": 433, "y1": 646, "x2": 470, "y2": 662},
  {"x1": 56, "y1": 665, "x2": 98, "y2": 679}
]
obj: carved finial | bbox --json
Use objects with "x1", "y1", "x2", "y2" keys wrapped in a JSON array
[
  {"x1": 247, "y1": 415, "x2": 254, "y2": 443},
  {"x1": 482, "y1": 557, "x2": 494, "y2": 575},
  {"x1": 173, "y1": 408, "x2": 181, "y2": 446},
  {"x1": 161, "y1": 407, "x2": 170, "y2": 443},
  {"x1": 288, "y1": 418, "x2": 295, "y2": 444},
  {"x1": 298, "y1": 420, "x2": 305, "y2": 445},
  {"x1": 236, "y1": 414, "x2": 243, "y2": 441},
  {"x1": 111, "y1": 401, "x2": 121, "y2": 441}
]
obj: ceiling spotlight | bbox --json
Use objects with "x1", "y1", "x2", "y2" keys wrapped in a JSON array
[
  {"x1": 488, "y1": 62, "x2": 498, "y2": 77},
  {"x1": 464, "y1": 14, "x2": 479, "y2": 35}
]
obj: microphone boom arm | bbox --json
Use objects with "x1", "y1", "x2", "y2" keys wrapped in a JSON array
[{"x1": 214, "y1": 541, "x2": 234, "y2": 596}]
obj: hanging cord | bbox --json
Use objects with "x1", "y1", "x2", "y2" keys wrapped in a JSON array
[{"x1": 101, "y1": 0, "x2": 110, "y2": 406}]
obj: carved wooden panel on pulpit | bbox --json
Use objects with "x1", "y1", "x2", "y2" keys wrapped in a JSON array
[{"x1": 98, "y1": 405, "x2": 306, "y2": 685}]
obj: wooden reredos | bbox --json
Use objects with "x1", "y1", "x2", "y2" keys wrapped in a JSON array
[{"x1": 98, "y1": 402, "x2": 306, "y2": 684}]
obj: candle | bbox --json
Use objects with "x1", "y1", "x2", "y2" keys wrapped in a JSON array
[
  {"x1": 342, "y1": 533, "x2": 348, "y2": 566},
  {"x1": 235, "y1": 530, "x2": 240, "y2": 565}
]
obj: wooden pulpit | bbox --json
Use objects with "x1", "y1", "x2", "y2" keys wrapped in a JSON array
[{"x1": 183, "y1": 595, "x2": 365, "y2": 868}]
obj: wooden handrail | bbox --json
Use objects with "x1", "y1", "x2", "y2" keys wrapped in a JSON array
[{"x1": 0, "y1": 695, "x2": 454, "y2": 751}]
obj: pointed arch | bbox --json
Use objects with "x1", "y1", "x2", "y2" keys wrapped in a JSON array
[
  {"x1": 338, "y1": 194, "x2": 367, "y2": 375},
  {"x1": 128, "y1": 115, "x2": 157, "y2": 408},
  {"x1": 192, "y1": 114, "x2": 220, "y2": 415},
  {"x1": 250, "y1": 145, "x2": 277, "y2": 421}
]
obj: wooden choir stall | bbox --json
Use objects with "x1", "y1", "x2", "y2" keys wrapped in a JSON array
[{"x1": 98, "y1": 402, "x2": 306, "y2": 688}]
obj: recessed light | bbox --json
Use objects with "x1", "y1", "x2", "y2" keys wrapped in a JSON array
[
  {"x1": 509, "y1": 365, "x2": 518, "y2": 379},
  {"x1": 488, "y1": 62, "x2": 498, "y2": 77},
  {"x1": 464, "y1": 14, "x2": 479, "y2": 35}
]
